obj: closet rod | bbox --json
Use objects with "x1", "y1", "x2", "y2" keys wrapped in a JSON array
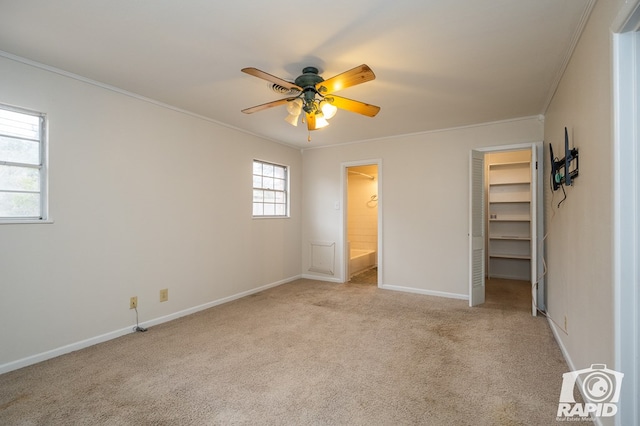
[{"x1": 348, "y1": 170, "x2": 374, "y2": 180}]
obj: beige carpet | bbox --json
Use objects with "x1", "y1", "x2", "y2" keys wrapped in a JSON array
[{"x1": 0, "y1": 278, "x2": 568, "y2": 425}]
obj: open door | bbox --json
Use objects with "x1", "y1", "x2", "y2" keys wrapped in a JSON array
[
  {"x1": 530, "y1": 146, "x2": 538, "y2": 316},
  {"x1": 530, "y1": 143, "x2": 546, "y2": 316},
  {"x1": 469, "y1": 150, "x2": 485, "y2": 306}
]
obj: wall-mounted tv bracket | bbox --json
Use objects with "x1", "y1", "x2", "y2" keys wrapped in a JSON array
[
  {"x1": 552, "y1": 148, "x2": 579, "y2": 187},
  {"x1": 550, "y1": 127, "x2": 579, "y2": 189},
  {"x1": 549, "y1": 127, "x2": 579, "y2": 208}
]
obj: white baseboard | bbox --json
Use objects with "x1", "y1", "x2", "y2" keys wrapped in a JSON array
[
  {"x1": 300, "y1": 273, "x2": 344, "y2": 283},
  {"x1": 0, "y1": 325, "x2": 135, "y2": 375},
  {"x1": 381, "y1": 284, "x2": 469, "y2": 300},
  {"x1": 138, "y1": 275, "x2": 301, "y2": 329},
  {"x1": 0, "y1": 275, "x2": 301, "y2": 375},
  {"x1": 547, "y1": 315, "x2": 576, "y2": 372},
  {"x1": 547, "y1": 316, "x2": 605, "y2": 426},
  {"x1": 299, "y1": 277, "x2": 470, "y2": 302}
]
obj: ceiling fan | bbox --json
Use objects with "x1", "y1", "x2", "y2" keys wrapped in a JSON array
[{"x1": 241, "y1": 64, "x2": 380, "y2": 132}]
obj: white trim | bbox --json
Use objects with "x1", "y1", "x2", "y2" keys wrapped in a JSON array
[
  {"x1": 473, "y1": 141, "x2": 536, "y2": 153},
  {"x1": 469, "y1": 142, "x2": 544, "y2": 313},
  {"x1": 300, "y1": 274, "x2": 343, "y2": 283},
  {"x1": 541, "y1": 0, "x2": 598, "y2": 114},
  {"x1": 0, "y1": 51, "x2": 547, "y2": 152},
  {"x1": 612, "y1": 19, "x2": 640, "y2": 426},
  {"x1": 0, "y1": 275, "x2": 300, "y2": 375},
  {"x1": 381, "y1": 284, "x2": 468, "y2": 301},
  {"x1": 308, "y1": 241, "x2": 336, "y2": 275},
  {"x1": 548, "y1": 316, "x2": 606, "y2": 426},
  {"x1": 0, "y1": 103, "x2": 49, "y2": 223},
  {"x1": 0, "y1": 50, "x2": 297, "y2": 150},
  {"x1": 548, "y1": 316, "x2": 576, "y2": 372},
  {"x1": 302, "y1": 116, "x2": 543, "y2": 151},
  {"x1": 611, "y1": 0, "x2": 640, "y2": 32},
  {"x1": 0, "y1": 219, "x2": 54, "y2": 225}
]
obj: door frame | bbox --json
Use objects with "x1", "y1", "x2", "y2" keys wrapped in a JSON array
[
  {"x1": 612, "y1": 3, "x2": 640, "y2": 424},
  {"x1": 341, "y1": 159, "x2": 383, "y2": 285},
  {"x1": 469, "y1": 142, "x2": 544, "y2": 315}
]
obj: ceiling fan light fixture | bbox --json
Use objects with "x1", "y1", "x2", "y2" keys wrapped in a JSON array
[
  {"x1": 286, "y1": 98, "x2": 303, "y2": 115},
  {"x1": 241, "y1": 64, "x2": 380, "y2": 137},
  {"x1": 285, "y1": 113, "x2": 300, "y2": 126},
  {"x1": 314, "y1": 112, "x2": 330, "y2": 129},
  {"x1": 320, "y1": 100, "x2": 337, "y2": 120}
]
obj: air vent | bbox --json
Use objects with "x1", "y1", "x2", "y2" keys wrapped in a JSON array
[{"x1": 269, "y1": 83, "x2": 300, "y2": 96}]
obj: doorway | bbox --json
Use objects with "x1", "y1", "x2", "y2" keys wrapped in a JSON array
[
  {"x1": 343, "y1": 161, "x2": 381, "y2": 285},
  {"x1": 613, "y1": 10, "x2": 640, "y2": 424},
  {"x1": 469, "y1": 143, "x2": 544, "y2": 315}
]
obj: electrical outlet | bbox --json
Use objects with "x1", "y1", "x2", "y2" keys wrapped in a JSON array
[
  {"x1": 130, "y1": 296, "x2": 138, "y2": 310},
  {"x1": 160, "y1": 289, "x2": 168, "y2": 303}
]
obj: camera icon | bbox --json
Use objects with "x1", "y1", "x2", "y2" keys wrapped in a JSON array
[{"x1": 559, "y1": 364, "x2": 624, "y2": 404}]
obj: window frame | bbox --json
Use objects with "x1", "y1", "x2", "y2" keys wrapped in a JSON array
[
  {"x1": 0, "y1": 103, "x2": 49, "y2": 224},
  {"x1": 252, "y1": 159, "x2": 290, "y2": 219}
]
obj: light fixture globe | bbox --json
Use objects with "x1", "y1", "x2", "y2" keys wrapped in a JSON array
[
  {"x1": 286, "y1": 99, "x2": 302, "y2": 115},
  {"x1": 314, "y1": 112, "x2": 330, "y2": 129},
  {"x1": 284, "y1": 99, "x2": 302, "y2": 126},
  {"x1": 284, "y1": 113, "x2": 299, "y2": 126},
  {"x1": 320, "y1": 101, "x2": 337, "y2": 120}
]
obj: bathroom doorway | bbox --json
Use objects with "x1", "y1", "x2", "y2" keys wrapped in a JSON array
[{"x1": 343, "y1": 162, "x2": 381, "y2": 285}]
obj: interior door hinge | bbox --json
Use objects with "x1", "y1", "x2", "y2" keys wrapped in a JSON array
[{"x1": 535, "y1": 161, "x2": 538, "y2": 170}]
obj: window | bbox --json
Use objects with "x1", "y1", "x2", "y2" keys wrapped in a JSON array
[
  {"x1": 252, "y1": 159, "x2": 288, "y2": 217},
  {"x1": 0, "y1": 104, "x2": 47, "y2": 221}
]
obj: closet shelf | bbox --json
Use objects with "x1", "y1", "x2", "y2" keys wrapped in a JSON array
[
  {"x1": 487, "y1": 156, "x2": 532, "y2": 280},
  {"x1": 489, "y1": 254, "x2": 531, "y2": 260},
  {"x1": 489, "y1": 236, "x2": 531, "y2": 241},
  {"x1": 488, "y1": 180, "x2": 531, "y2": 186},
  {"x1": 489, "y1": 161, "x2": 531, "y2": 167}
]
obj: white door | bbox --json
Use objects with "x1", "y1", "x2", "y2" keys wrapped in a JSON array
[
  {"x1": 530, "y1": 147, "x2": 538, "y2": 316},
  {"x1": 469, "y1": 150, "x2": 485, "y2": 306},
  {"x1": 613, "y1": 24, "x2": 640, "y2": 426}
]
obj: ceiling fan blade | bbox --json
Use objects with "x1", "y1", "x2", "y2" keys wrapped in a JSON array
[
  {"x1": 241, "y1": 67, "x2": 302, "y2": 91},
  {"x1": 317, "y1": 64, "x2": 376, "y2": 94},
  {"x1": 241, "y1": 98, "x2": 295, "y2": 114},
  {"x1": 306, "y1": 112, "x2": 317, "y2": 131},
  {"x1": 328, "y1": 95, "x2": 380, "y2": 117}
]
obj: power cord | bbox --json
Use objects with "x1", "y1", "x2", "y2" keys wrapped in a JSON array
[
  {"x1": 531, "y1": 179, "x2": 567, "y2": 334},
  {"x1": 557, "y1": 183, "x2": 567, "y2": 208},
  {"x1": 552, "y1": 155, "x2": 568, "y2": 208},
  {"x1": 133, "y1": 306, "x2": 147, "y2": 332}
]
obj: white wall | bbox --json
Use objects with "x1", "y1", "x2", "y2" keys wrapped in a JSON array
[
  {"x1": 543, "y1": 0, "x2": 625, "y2": 380},
  {"x1": 0, "y1": 56, "x2": 302, "y2": 370},
  {"x1": 302, "y1": 117, "x2": 543, "y2": 296}
]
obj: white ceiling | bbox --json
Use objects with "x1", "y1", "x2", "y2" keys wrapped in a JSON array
[{"x1": 0, "y1": 0, "x2": 594, "y2": 148}]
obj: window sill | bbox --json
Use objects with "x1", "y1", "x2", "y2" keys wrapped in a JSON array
[
  {"x1": 252, "y1": 216, "x2": 290, "y2": 220},
  {"x1": 0, "y1": 219, "x2": 55, "y2": 225}
]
